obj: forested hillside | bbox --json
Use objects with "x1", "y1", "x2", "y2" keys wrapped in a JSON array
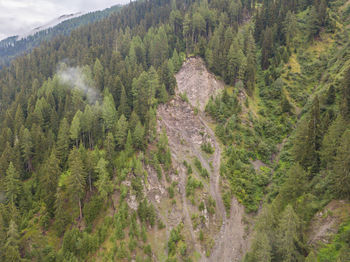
[
  {"x1": 0, "y1": 5, "x2": 122, "y2": 69},
  {"x1": 0, "y1": 0, "x2": 349, "y2": 261}
]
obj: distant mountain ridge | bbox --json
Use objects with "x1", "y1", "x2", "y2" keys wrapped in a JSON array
[
  {"x1": 0, "y1": 5, "x2": 122, "y2": 68},
  {"x1": 16, "y1": 12, "x2": 83, "y2": 40}
]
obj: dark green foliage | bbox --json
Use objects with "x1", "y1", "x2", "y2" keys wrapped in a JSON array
[
  {"x1": 201, "y1": 142, "x2": 214, "y2": 154},
  {"x1": 186, "y1": 175, "x2": 203, "y2": 197},
  {"x1": 137, "y1": 199, "x2": 156, "y2": 227},
  {"x1": 193, "y1": 157, "x2": 209, "y2": 178},
  {"x1": 0, "y1": 0, "x2": 347, "y2": 260},
  {"x1": 83, "y1": 195, "x2": 103, "y2": 226}
]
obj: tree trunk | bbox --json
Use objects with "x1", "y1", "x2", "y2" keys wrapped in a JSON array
[{"x1": 79, "y1": 199, "x2": 83, "y2": 220}]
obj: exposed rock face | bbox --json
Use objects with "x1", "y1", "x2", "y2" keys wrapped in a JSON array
[
  {"x1": 153, "y1": 57, "x2": 249, "y2": 261},
  {"x1": 175, "y1": 57, "x2": 224, "y2": 111},
  {"x1": 308, "y1": 200, "x2": 350, "y2": 248}
]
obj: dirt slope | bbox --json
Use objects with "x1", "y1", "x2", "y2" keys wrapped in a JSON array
[
  {"x1": 156, "y1": 57, "x2": 249, "y2": 261},
  {"x1": 176, "y1": 57, "x2": 224, "y2": 111}
]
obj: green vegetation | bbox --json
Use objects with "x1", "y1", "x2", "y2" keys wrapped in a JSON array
[
  {"x1": 0, "y1": 0, "x2": 349, "y2": 260},
  {"x1": 201, "y1": 141, "x2": 214, "y2": 154}
]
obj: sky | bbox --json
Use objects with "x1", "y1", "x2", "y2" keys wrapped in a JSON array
[{"x1": 0, "y1": 0, "x2": 129, "y2": 40}]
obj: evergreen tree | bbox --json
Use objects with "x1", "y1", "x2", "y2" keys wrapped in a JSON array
[
  {"x1": 70, "y1": 110, "x2": 82, "y2": 147},
  {"x1": 95, "y1": 157, "x2": 112, "y2": 201},
  {"x1": 104, "y1": 132, "x2": 116, "y2": 165},
  {"x1": 261, "y1": 27, "x2": 273, "y2": 70},
  {"x1": 3, "y1": 220, "x2": 21, "y2": 262},
  {"x1": 20, "y1": 127, "x2": 33, "y2": 172},
  {"x1": 340, "y1": 67, "x2": 350, "y2": 118},
  {"x1": 5, "y1": 163, "x2": 21, "y2": 205},
  {"x1": 283, "y1": 11, "x2": 298, "y2": 47},
  {"x1": 307, "y1": 6, "x2": 320, "y2": 40},
  {"x1": 133, "y1": 121, "x2": 145, "y2": 150},
  {"x1": 332, "y1": 130, "x2": 350, "y2": 199},
  {"x1": 102, "y1": 92, "x2": 118, "y2": 132},
  {"x1": 14, "y1": 105, "x2": 24, "y2": 136},
  {"x1": 93, "y1": 58, "x2": 104, "y2": 90},
  {"x1": 277, "y1": 205, "x2": 302, "y2": 262},
  {"x1": 56, "y1": 118, "x2": 70, "y2": 165},
  {"x1": 118, "y1": 85, "x2": 131, "y2": 118},
  {"x1": 115, "y1": 114, "x2": 128, "y2": 149},
  {"x1": 246, "y1": 232, "x2": 271, "y2": 262},
  {"x1": 40, "y1": 150, "x2": 61, "y2": 216},
  {"x1": 320, "y1": 115, "x2": 347, "y2": 168},
  {"x1": 67, "y1": 147, "x2": 86, "y2": 220},
  {"x1": 293, "y1": 96, "x2": 321, "y2": 173}
]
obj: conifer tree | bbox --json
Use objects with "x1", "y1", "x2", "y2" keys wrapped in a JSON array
[
  {"x1": 133, "y1": 121, "x2": 145, "y2": 150},
  {"x1": 93, "y1": 58, "x2": 104, "y2": 90},
  {"x1": 118, "y1": 85, "x2": 131, "y2": 118},
  {"x1": 40, "y1": 150, "x2": 61, "y2": 216},
  {"x1": 20, "y1": 127, "x2": 33, "y2": 172},
  {"x1": 332, "y1": 130, "x2": 350, "y2": 199},
  {"x1": 5, "y1": 163, "x2": 20, "y2": 205},
  {"x1": 340, "y1": 67, "x2": 350, "y2": 118},
  {"x1": 67, "y1": 147, "x2": 86, "y2": 220},
  {"x1": 70, "y1": 110, "x2": 82, "y2": 147},
  {"x1": 102, "y1": 92, "x2": 118, "y2": 132},
  {"x1": 115, "y1": 114, "x2": 128, "y2": 149},
  {"x1": 3, "y1": 220, "x2": 21, "y2": 262},
  {"x1": 56, "y1": 118, "x2": 70, "y2": 165},
  {"x1": 95, "y1": 157, "x2": 112, "y2": 201},
  {"x1": 277, "y1": 205, "x2": 302, "y2": 262}
]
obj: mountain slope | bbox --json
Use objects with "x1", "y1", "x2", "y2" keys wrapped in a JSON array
[
  {"x1": 0, "y1": 0, "x2": 349, "y2": 261},
  {"x1": 0, "y1": 5, "x2": 122, "y2": 68}
]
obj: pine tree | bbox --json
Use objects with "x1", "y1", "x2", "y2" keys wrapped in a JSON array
[
  {"x1": 56, "y1": 118, "x2": 70, "y2": 165},
  {"x1": 104, "y1": 132, "x2": 116, "y2": 165},
  {"x1": 125, "y1": 130, "x2": 134, "y2": 157},
  {"x1": 115, "y1": 114, "x2": 128, "y2": 149},
  {"x1": 68, "y1": 147, "x2": 86, "y2": 220},
  {"x1": 20, "y1": 127, "x2": 33, "y2": 172},
  {"x1": 133, "y1": 121, "x2": 145, "y2": 150},
  {"x1": 5, "y1": 162, "x2": 21, "y2": 205},
  {"x1": 307, "y1": 6, "x2": 320, "y2": 40},
  {"x1": 70, "y1": 110, "x2": 82, "y2": 147},
  {"x1": 14, "y1": 105, "x2": 24, "y2": 136},
  {"x1": 3, "y1": 220, "x2": 21, "y2": 262},
  {"x1": 40, "y1": 150, "x2": 61, "y2": 216},
  {"x1": 340, "y1": 67, "x2": 350, "y2": 118},
  {"x1": 248, "y1": 232, "x2": 272, "y2": 262},
  {"x1": 102, "y1": 92, "x2": 118, "y2": 132},
  {"x1": 307, "y1": 96, "x2": 321, "y2": 173},
  {"x1": 293, "y1": 96, "x2": 321, "y2": 173},
  {"x1": 118, "y1": 85, "x2": 131, "y2": 118},
  {"x1": 81, "y1": 105, "x2": 94, "y2": 149},
  {"x1": 283, "y1": 11, "x2": 298, "y2": 47},
  {"x1": 95, "y1": 157, "x2": 112, "y2": 201},
  {"x1": 332, "y1": 130, "x2": 350, "y2": 199},
  {"x1": 93, "y1": 58, "x2": 104, "y2": 90},
  {"x1": 326, "y1": 85, "x2": 336, "y2": 105},
  {"x1": 320, "y1": 115, "x2": 347, "y2": 168},
  {"x1": 279, "y1": 164, "x2": 307, "y2": 204},
  {"x1": 261, "y1": 27, "x2": 273, "y2": 70},
  {"x1": 277, "y1": 205, "x2": 302, "y2": 262}
]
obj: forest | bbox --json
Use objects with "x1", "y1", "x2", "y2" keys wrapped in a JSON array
[{"x1": 0, "y1": 0, "x2": 349, "y2": 261}]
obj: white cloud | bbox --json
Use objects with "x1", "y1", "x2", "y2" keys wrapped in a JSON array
[{"x1": 0, "y1": 0, "x2": 129, "y2": 40}]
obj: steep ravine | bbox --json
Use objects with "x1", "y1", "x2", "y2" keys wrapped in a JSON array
[{"x1": 157, "y1": 58, "x2": 249, "y2": 261}]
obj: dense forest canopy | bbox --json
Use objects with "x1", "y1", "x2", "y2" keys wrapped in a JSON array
[{"x1": 0, "y1": 0, "x2": 349, "y2": 261}]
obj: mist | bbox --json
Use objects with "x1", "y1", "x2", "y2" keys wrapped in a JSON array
[{"x1": 57, "y1": 64, "x2": 100, "y2": 104}]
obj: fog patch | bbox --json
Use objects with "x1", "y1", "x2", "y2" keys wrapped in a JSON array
[{"x1": 57, "y1": 63, "x2": 100, "y2": 104}]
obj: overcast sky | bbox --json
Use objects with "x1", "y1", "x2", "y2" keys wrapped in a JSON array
[{"x1": 0, "y1": 0, "x2": 129, "y2": 40}]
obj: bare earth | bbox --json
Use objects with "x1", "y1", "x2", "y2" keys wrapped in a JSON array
[{"x1": 156, "y1": 57, "x2": 249, "y2": 261}]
